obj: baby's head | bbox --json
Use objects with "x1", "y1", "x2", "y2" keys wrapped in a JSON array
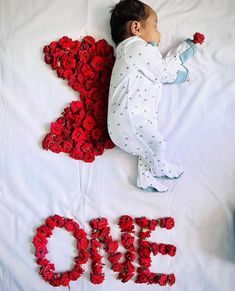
[{"x1": 109, "y1": 0, "x2": 160, "y2": 46}]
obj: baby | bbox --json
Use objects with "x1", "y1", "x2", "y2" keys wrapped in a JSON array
[{"x1": 108, "y1": 0, "x2": 203, "y2": 192}]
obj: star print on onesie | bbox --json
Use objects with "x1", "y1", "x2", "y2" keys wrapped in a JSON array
[{"x1": 107, "y1": 35, "x2": 196, "y2": 192}]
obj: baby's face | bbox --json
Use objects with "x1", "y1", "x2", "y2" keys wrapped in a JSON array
[{"x1": 140, "y1": 7, "x2": 160, "y2": 44}]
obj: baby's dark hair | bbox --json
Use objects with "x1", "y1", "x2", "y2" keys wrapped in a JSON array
[{"x1": 109, "y1": 0, "x2": 149, "y2": 46}]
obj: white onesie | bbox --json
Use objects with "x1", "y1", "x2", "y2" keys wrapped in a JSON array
[{"x1": 107, "y1": 35, "x2": 196, "y2": 192}]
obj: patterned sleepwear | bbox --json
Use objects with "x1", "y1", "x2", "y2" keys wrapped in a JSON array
[{"x1": 107, "y1": 35, "x2": 196, "y2": 192}]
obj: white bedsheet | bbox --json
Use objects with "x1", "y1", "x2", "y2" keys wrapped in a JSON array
[{"x1": 0, "y1": 0, "x2": 235, "y2": 290}]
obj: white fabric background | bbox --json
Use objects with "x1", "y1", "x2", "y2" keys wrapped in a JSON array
[{"x1": 0, "y1": 0, "x2": 235, "y2": 290}]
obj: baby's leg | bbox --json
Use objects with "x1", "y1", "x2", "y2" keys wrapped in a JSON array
[
  {"x1": 136, "y1": 119, "x2": 184, "y2": 178},
  {"x1": 137, "y1": 155, "x2": 168, "y2": 192}
]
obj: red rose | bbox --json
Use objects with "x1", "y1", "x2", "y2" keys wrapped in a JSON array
[
  {"x1": 42, "y1": 133, "x2": 54, "y2": 149},
  {"x1": 69, "y1": 149, "x2": 83, "y2": 160},
  {"x1": 117, "y1": 265, "x2": 134, "y2": 282},
  {"x1": 104, "y1": 138, "x2": 115, "y2": 149},
  {"x1": 93, "y1": 143, "x2": 105, "y2": 156},
  {"x1": 89, "y1": 218, "x2": 108, "y2": 230},
  {"x1": 96, "y1": 39, "x2": 108, "y2": 55},
  {"x1": 69, "y1": 269, "x2": 82, "y2": 281},
  {"x1": 74, "y1": 249, "x2": 89, "y2": 264},
  {"x1": 83, "y1": 115, "x2": 96, "y2": 130},
  {"x1": 165, "y1": 217, "x2": 175, "y2": 229},
  {"x1": 121, "y1": 233, "x2": 134, "y2": 249},
  {"x1": 90, "y1": 248, "x2": 102, "y2": 261},
  {"x1": 159, "y1": 243, "x2": 167, "y2": 255},
  {"x1": 60, "y1": 272, "x2": 70, "y2": 286},
  {"x1": 149, "y1": 219, "x2": 157, "y2": 230},
  {"x1": 33, "y1": 234, "x2": 48, "y2": 248},
  {"x1": 39, "y1": 265, "x2": 54, "y2": 280},
  {"x1": 151, "y1": 242, "x2": 159, "y2": 255},
  {"x1": 61, "y1": 140, "x2": 73, "y2": 153},
  {"x1": 91, "y1": 263, "x2": 103, "y2": 274},
  {"x1": 81, "y1": 63, "x2": 95, "y2": 78},
  {"x1": 45, "y1": 217, "x2": 57, "y2": 229},
  {"x1": 105, "y1": 240, "x2": 119, "y2": 253},
  {"x1": 72, "y1": 128, "x2": 85, "y2": 142},
  {"x1": 52, "y1": 48, "x2": 64, "y2": 58},
  {"x1": 90, "y1": 273, "x2": 105, "y2": 284},
  {"x1": 135, "y1": 273, "x2": 149, "y2": 284},
  {"x1": 51, "y1": 57, "x2": 59, "y2": 70},
  {"x1": 138, "y1": 230, "x2": 151, "y2": 239},
  {"x1": 37, "y1": 225, "x2": 52, "y2": 237},
  {"x1": 90, "y1": 56, "x2": 104, "y2": 72},
  {"x1": 70, "y1": 100, "x2": 83, "y2": 113},
  {"x1": 158, "y1": 217, "x2": 175, "y2": 229},
  {"x1": 108, "y1": 252, "x2": 122, "y2": 263},
  {"x1": 99, "y1": 226, "x2": 110, "y2": 238},
  {"x1": 58, "y1": 36, "x2": 73, "y2": 50},
  {"x1": 138, "y1": 247, "x2": 151, "y2": 258},
  {"x1": 125, "y1": 251, "x2": 136, "y2": 261},
  {"x1": 50, "y1": 214, "x2": 65, "y2": 227},
  {"x1": 50, "y1": 121, "x2": 63, "y2": 135},
  {"x1": 91, "y1": 128, "x2": 102, "y2": 141},
  {"x1": 79, "y1": 50, "x2": 90, "y2": 63},
  {"x1": 111, "y1": 262, "x2": 123, "y2": 272},
  {"x1": 138, "y1": 240, "x2": 151, "y2": 248},
  {"x1": 138, "y1": 257, "x2": 151, "y2": 267},
  {"x1": 63, "y1": 107, "x2": 73, "y2": 120},
  {"x1": 61, "y1": 55, "x2": 76, "y2": 70},
  {"x1": 91, "y1": 231, "x2": 101, "y2": 239},
  {"x1": 49, "y1": 41, "x2": 57, "y2": 50},
  {"x1": 35, "y1": 246, "x2": 48, "y2": 259},
  {"x1": 83, "y1": 35, "x2": 96, "y2": 46},
  {"x1": 63, "y1": 218, "x2": 79, "y2": 232},
  {"x1": 63, "y1": 69, "x2": 73, "y2": 80},
  {"x1": 119, "y1": 215, "x2": 134, "y2": 232},
  {"x1": 156, "y1": 274, "x2": 168, "y2": 286},
  {"x1": 135, "y1": 217, "x2": 149, "y2": 228},
  {"x1": 167, "y1": 244, "x2": 176, "y2": 256},
  {"x1": 167, "y1": 273, "x2": 176, "y2": 286},
  {"x1": 36, "y1": 258, "x2": 50, "y2": 266},
  {"x1": 43, "y1": 45, "x2": 50, "y2": 54},
  {"x1": 81, "y1": 142, "x2": 93, "y2": 153},
  {"x1": 49, "y1": 143, "x2": 62, "y2": 153},
  {"x1": 90, "y1": 238, "x2": 101, "y2": 248},
  {"x1": 44, "y1": 54, "x2": 52, "y2": 64},
  {"x1": 193, "y1": 32, "x2": 205, "y2": 44},
  {"x1": 57, "y1": 67, "x2": 64, "y2": 78}
]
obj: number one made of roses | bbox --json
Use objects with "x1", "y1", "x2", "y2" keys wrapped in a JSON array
[
  {"x1": 33, "y1": 215, "x2": 176, "y2": 288},
  {"x1": 42, "y1": 35, "x2": 116, "y2": 163}
]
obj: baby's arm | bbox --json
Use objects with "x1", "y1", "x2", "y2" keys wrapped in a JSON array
[
  {"x1": 155, "y1": 33, "x2": 205, "y2": 84},
  {"x1": 125, "y1": 33, "x2": 204, "y2": 85},
  {"x1": 160, "y1": 38, "x2": 197, "y2": 84}
]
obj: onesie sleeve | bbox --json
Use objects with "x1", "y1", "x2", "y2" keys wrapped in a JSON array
[{"x1": 124, "y1": 38, "x2": 196, "y2": 84}]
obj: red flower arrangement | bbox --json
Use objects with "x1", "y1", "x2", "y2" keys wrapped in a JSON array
[
  {"x1": 42, "y1": 35, "x2": 116, "y2": 162},
  {"x1": 134, "y1": 216, "x2": 176, "y2": 286},
  {"x1": 193, "y1": 32, "x2": 205, "y2": 44},
  {"x1": 32, "y1": 215, "x2": 89, "y2": 288},
  {"x1": 33, "y1": 215, "x2": 177, "y2": 287},
  {"x1": 89, "y1": 215, "x2": 136, "y2": 283}
]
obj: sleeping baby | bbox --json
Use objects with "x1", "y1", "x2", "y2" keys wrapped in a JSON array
[{"x1": 108, "y1": 0, "x2": 204, "y2": 192}]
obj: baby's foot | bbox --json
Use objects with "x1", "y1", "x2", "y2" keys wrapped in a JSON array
[
  {"x1": 137, "y1": 174, "x2": 168, "y2": 192},
  {"x1": 151, "y1": 161, "x2": 184, "y2": 179}
]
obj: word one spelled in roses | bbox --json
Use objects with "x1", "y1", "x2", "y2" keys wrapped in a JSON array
[
  {"x1": 33, "y1": 215, "x2": 177, "y2": 288},
  {"x1": 42, "y1": 35, "x2": 116, "y2": 163}
]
